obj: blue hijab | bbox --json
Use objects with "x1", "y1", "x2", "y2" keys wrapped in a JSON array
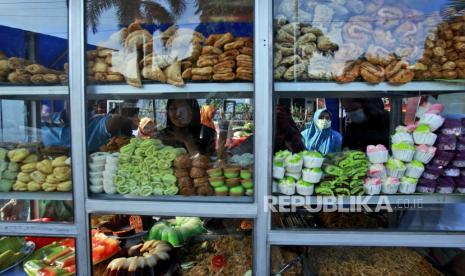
[{"x1": 302, "y1": 108, "x2": 334, "y2": 155}]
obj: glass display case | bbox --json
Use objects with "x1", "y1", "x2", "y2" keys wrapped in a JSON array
[{"x1": 0, "y1": 0, "x2": 464, "y2": 275}]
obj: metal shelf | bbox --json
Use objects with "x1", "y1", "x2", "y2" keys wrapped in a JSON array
[
  {"x1": 86, "y1": 197, "x2": 257, "y2": 218},
  {"x1": 0, "y1": 222, "x2": 77, "y2": 237},
  {"x1": 0, "y1": 192, "x2": 72, "y2": 201},
  {"x1": 0, "y1": 85, "x2": 68, "y2": 98},
  {"x1": 275, "y1": 81, "x2": 465, "y2": 97},
  {"x1": 268, "y1": 230, "x2": 465, "y2": 247},
  {"x1": 270, "y1": 194, "x2": 465, "y2": 207},
  {"x1": 87, "y1": 82, "x2": 254, "y2": 99}
]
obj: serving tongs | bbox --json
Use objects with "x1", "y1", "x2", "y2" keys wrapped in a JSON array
[{"x1": 272, "y1": 253, "x2": 304, "y2": 276}]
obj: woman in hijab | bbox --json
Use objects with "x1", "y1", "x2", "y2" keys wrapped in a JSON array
[
  {"x1": 301, "y1": 108, "x2": 342, "y2": 155},
  {"x1": 157, "y1": 99, "x2": 216, "y2": 155},
  {"x1": 136, "y1": 117, "x2": 156, "y2": 139}
]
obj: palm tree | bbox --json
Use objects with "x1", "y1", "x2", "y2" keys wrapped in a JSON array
[{"x1": 87, "y1": 0, "x2": 186, "y2": 33}]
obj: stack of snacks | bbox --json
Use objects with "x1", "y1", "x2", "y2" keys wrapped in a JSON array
[
  {"x1": 88, "y1": 152, "x2": 119, "y2": 194},
  {"x1": 115, "y1": 138, "x2": 184, "y2": 196},
  {"x1": 14, "y1": 155, "x2": 72, "y2": 192},
  {"x1": 364, "y1": 144, "x2": 389, "y2": 195},
  {"x1": 190, "y1": 154, "x2": 213, "y2": 196},
  {"x1": 174, "y1": 154, "x2": 195, "y2": 196},
  {"x1": 224, "y1": 166, "x2": 243, "y2": 196},
  {"x1": 0, "y1": 52, "x2": 66, "y2": 85},
  {"x1": 87, "y1": 47, "x2": 125, "y2": 84},
  {"x1": 0, "y1": 148, "x2": 19, "y2": 192},
  {"x1": 240, "y1": 167, "x2": 254, "y2": 196},
  {"x1": 316, "y1": 151, "x2": 368, "y2": 196},
  {"x1": 103, "y1": 153, "x2": 119, "y2": 194},
  {"x1": 207, "y1": 167, "x2": 225, "y2": 196}
]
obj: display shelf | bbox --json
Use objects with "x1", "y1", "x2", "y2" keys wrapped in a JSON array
[
  {"x1": 91, "y1": 193, "x2": 252, "y2": 203},
  {"x1": 87, "y1": 82, "x2": 254, "y2": 99},
  {"x1": 274, "y1": 81, "x2": 465, "y2": 97},
  {"x1": 268, "y1": 230, "x2": 465, "y2": 248},
  {"x1": 0, "y1": 85, "x2": 68, "y2": 98},
  {"x1": 270, "y1": 194, "x2": 465, "y2": 206},
  {"x1": 86, "y1": 198, "x2": 257, "y2": 218},
  {"x1": 0, "y1": 222, "x2": 77, "y2": 237},
  {"x1": 0, "y1": 192, "x2": 72, "y2": 201}
]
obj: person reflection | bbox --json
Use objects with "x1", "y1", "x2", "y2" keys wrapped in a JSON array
[{"x1": 301, "y1": 108, "x2": 342, "y2": 155}]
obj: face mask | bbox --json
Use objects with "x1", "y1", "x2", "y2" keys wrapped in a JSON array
[
  {"x1": 316, "y1": 119, "x2": 331, "y2": 129},
  {"x1": 346, "y1": 108, "x2": 367, "y2": 124}
]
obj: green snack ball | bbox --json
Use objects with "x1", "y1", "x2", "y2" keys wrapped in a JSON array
[
  {"x1": 139, "y1": 185, "x2": 153, "y2": 196},
  {"x1": 0, "y1": 180, "x2": 13, "y2": 192},
  {"x1": 229, "y1": 185, "x2": 245, "y2": 196},
  {"x1": 245, "y1": 188, "x2": 254, "y2": 196},
  {"x1": 162, "y1": 174, "x2": 177, "y2": 185},
  {"x1": 160, "y1": 168, "x2": 173, "y2": 175},
  {"x1": 152, "y1": 187, "x2": 164, "y2": 195},
  {"x1": 209, "y1": 177, "x2": 225, "y2": 187},
  {"x1": 207, "y1": 168, "x2": 223, "y2": 177},
  {"x1": 240, "y1": 170, "x2": 252, "y2": 179},
  {"x1": 116, "y1": 184, "x2": 130, "y2": 195},
  {"x1": 241, "y1": 179, "x2": 254, "y2": 189},
  {"x1": 164, "y1": 186, "x2": 179, "y2": 195}
]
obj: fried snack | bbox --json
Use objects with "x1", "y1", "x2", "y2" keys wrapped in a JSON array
[
  {"x1": 386, "y1": 60, "x2": 414, "y2": 84},
  {"x1": 173, "y1": 154, "x2": 192, "y2": 169},
  {"x1": 8, "y1": 72, "x2": 31, "y2": 84},
  {"x1": 236, "y1": 37, "x2": 253, "y2": 47},
  {"x1": 213, "y1": 73, "x2": 235, "y2": 81},
  {"x1": 192, "y1": 154, "x2": 210, "y2": 167},
  {"x1": 236, "y1": 67, "x2": 253, "y2": 75},
  {"x1": 46, "y1": 174, "x2": 61, "y2": 184},
  {"x1": 181, "y1": 61, "x2": 192, "y2": 71},
  {"x1": 31, "y1": 74, "x2": 46, "y2": 84},
  {"x1": 27, "y1": 181, "x2": 41, "y2": 192},
  {"x1": 360, "y1": 62, "x2": 385, "y2": 84},
  {"x1": 224, "y1": 40, "x2": 244, "y2": 50},
  {"x1": 25, "y1": 64, "x2": 62, "y2": 75},
  {"x1": 124, "y1": 30, "x2": 152, "y2": 49},
  {"x1": 196, "y1": 185, "x2": 213, "y2": 196},
  {"x1": 365, "y1": 45, "x2": 395, "y2": 66},
  {"x1": 13, "y1": 181, "x2": 27, "y2": 191},
  {"x1": 36, "y1": 159, "x2": 53, "y2": 174},
  {"x1": 192, "y1": 74, "x2": 212, "y2": 81},
  {"x1": 220, "y1": 49, "x2": 240, "y2": 61},
  {"x1": 190, "y1": 167, "x2": 206, "y2": 178},
  {"x1": 213, "y1": 67, "x2": 233, "y2": 74},
  {"x1": 214, "y1": 32, "x2": 234, "y2": 48},
  {"x1": 191, "y1": 67, "x2": 213, "y2": 76},
  {"x1": 30, "y1": 171, "x2": 47, "y2": 184},
  {"x1": 53, "y1": 167, "x2": 71, "y2": 181},
  {"x1": 239, "y1": 47, "x2": 253, "y2": 56},
  {"x1": 142, "y1": 66, "x2": 166, "y2": 83},
  {"x1": 214, "y1": 60, "x2": 235, "y2": 70},
  {"x1": 52, "y1": 156, "x2": 67, "y2": 167},
  {"x1": 127, "y1": 22, "x2": 142, "y2": 34},
  {"x1": 205, "y1": 34, "x2": 223, "y2": 46},
  {"x1": 236, "y1": 72, "x2": 253, "y2": 81},
  {"x1": 41, "y1": 182, "x2": 57, "y2": 192},
  {"x1": 334, "y1": 60, "x2": 361, "y2": 83},
  {"x1": 8, "y1": 57, "x2": 32, "y2": 70},
  {"x1": 57, "y1": 181, "x2": 72, "y2": 192},
  {"x1": 43, "y1": 74, "x2": 60, "y2": 84},
  {"x1": 174, "y1": 169, "x2": 189, "y2": 178},
  {"x1": 237, "y1": 60, "x2": 253, "y2": 68},
  {"x1": 163, "y1": 61, "x2": 184, "y2": 87},
  {"x1": 236, "y1": 54, "x2": 253, "y2": 62},
  {"x1": 8, "y1": 148, "x2": 30, "y2": 162},
  {"x1": 181, "y1": 68, "x2": 192, "y2": 79},
  {"x1": 202, "y1": 46, "x2": 223, "y2": 55},
  {"x1": 87, "y1": 50, "x2": 97, "y2": 60},
  {"x1": 197, "y1": 58, "x2": 218, "y2": 67}
]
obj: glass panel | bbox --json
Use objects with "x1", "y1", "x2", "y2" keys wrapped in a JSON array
[
  {"x1": 86, "y1": 0, "x2": 253, "y2": 86},
  {"x1": 273, "y1": 0, "x2": 465, "y2": 83},
  {"x1": 0, "y1": 1, "x2": 72, "y2": 224},
  {"x1": 0, "y1": 236, "x2": 76, "y2": 275},
  {"x1": 85, "y1": 97, "x2": 254, "y2": 200},
  {"x1": 271, "y1": 246, "x2": 465, "y2": 275},
  {"x1": 90, "y1": 214, "x2": 253, "y2": 275},
  {"x1": 271, "y1": 94, "x2": 465, "y2": 231}
]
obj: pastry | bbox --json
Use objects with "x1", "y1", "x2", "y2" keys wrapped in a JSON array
[
  {"x1": 181, "y1": 68, "x2": 192, "y2": 79},
  {"x1": 213, "y1": 32, "x2": 234, "y2": 48},
  {"x1": 190, "y1": 167, "x2": 206, "y2": 178},
  {"x1": 192, "y1": 154, "x2": 210, "y2": 169},
  {"x1": 191, "y1": 67, "x2": 213, "y2": 76},
  {"x1": 205, "y1": 34, "x2": 223, "y2": 46},
  {"x1": 196, "y1": 185, "x2": 213, "y2": 196},
  {"x1": 191, "y1": 74, "x2": 211, "y2": 81},
  {"x1": 174, "y1": 169, "x2": 189, "y2": 178},
  {"x1": 196, "y1": 58, "x2": 218, "y2": 67},
  {"x1": 213, "y1": 73, "x2": 235, "y2": 81},
  {"x1": 385, "y1": 60, "x2": 414, "y2": 84},
  {"x1": 334, "y1": 60, "x2": 360, "y2": 83},
  {"x1": 163, "y1": 61, "x2": 184, "y2": 87},
  {"x1": 124, "y1": 30, "x2": 152, "y2": 49},
  {"x1": 173, "y1": 155, "x2": 191, "y2": 169},
  {"x1": 365, "y1": 45, "x2": 395, "y2": 66},
  {"x1": 360, "y1": 62, "x2": 385, "y2": 84},
  {"x1": 201, "y1": 46, "x2": 222, "y2": 55},
  {"x1": 239, "y1": 47, "x2": 253, "y2": 56},
  {"x1": 213, "y1": 60, "x2": 235, "y2": 70},
  {"x1": 142, "y1": 66, "x2": 166, "y2": 83},
  {"x1": 224, "y1": 40, "x2": 244, "y2": 50}
]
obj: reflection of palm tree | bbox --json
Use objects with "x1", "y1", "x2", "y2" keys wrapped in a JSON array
[
  {"x1": 443, "y1": 0, "x2": 465, "y2": 17},
  {"x1": 87, "y1": 0, "x2": 186, "y2": 32},
  {"x1": 195, "y1": 0, "x2": 253, "y2": 22}
]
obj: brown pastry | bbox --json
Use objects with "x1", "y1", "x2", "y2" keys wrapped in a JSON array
[
  {"x1": 87, "y1": 50, "x2": 97, "y2": 60},
  {"x1": 213, "y1": 73, "x2": 235, "y2": 81},
  {"x1": 457, "y1": 59, "x2": 465, "y2": 69},
  {"x1": 180, "y1": 186, "x2": 196, "y2": 196},
  {"x1": 193, "y1": 177, "x2": 209, "y2": 187},
  {"x1": 224, "y1": 40, "x2": 245, "y2": 50},
  {"x1": 127, "y1": 22, "x2": 142, "y2": 33},
  {"x1": 177, "y1": 176, "x2": 193, "y2": 187},
  {"x1": 196, "y1": 185, "x2": 214, "y2": 196},
  {"x1": 385, "y1": 60, "x2": 414, "y2": 84},
  {"x1": 360, "y1": 62, "x2": 385, "y2": 84},
  {"x1": 124, "y1": 30, "x2": 152, "y2": 49},
  {"x1": 31, "y1": 74, "x2": 46, "y2": 84},
  {"x1": 181, "y1": 61, "x2": 192, "y2": 71},
  {"x1": 181, "y1": 68, "x2": 192, "y2": 79},
  {"x1": 192, "y1": 74, "x2": 212, "y2": 81},
  {"x1": 334, "y1": 60, "x2": 361, "y2": 83},
  {"x1": 163, "y1": 61, "x2": 184, "y2": 87},
  {"x1": 142, "y1": 66, "x2": 166, "y2": 83},
  {"x1": 237, "y1": 60, "x2": 253, "y2": 68},
  {"x1": 442, "y1": 70, "x2": 457, "y2": 79},
  {"x1": 174, "y1": 169, "x2": 190, "y2": 178},
  {"x1": 213, "y1": 67, "x2": 233, "y2": 74},
  {"x1": 190, "y1": 167, "x2": 206, "y2": 178},
  {"x1": 236, "y1": 72, "x2": 253, "y2": 81},
  {"x1": 213, "y1": 60, "x2": 235, "y2": 70},
  {"x1": 236, "y1": 54, "x2": 253, "y2": 62},
  {"x1": 173, "y1": 154, "x2": 192, "y2": 169},
  {"x1": 236, "y1": 37, "x2": 253, "y2": 47},
  {"x1": 237, "y1": 67, "x2": 253, "y2": 75},
  {"x1": 220, "y1": 50, "x2": 240, "y2": 60},
  {"x1": 205, "y1": 34, "x2": 223, "y2": 46},
  {"x1": 106, "y1": 74, "x2": 124, "y2": 82},
  {"x1": 191, "y1": 67, "x2": 213, "y2": 76},
  {"x1": 365, "y1": 45, "x2": 395, "y2": 66},
  {"x1": 239, "y1": 47, "x2": 253, "y2": 56},
  {"x1": 197, "y1": 58, "x2": 218, "y2": 67},
  {"x1": 202, "y1": 46, "x2": 222, "y2": 55},
  {"x1": 214, "y1": 32, "x2": 234, "y2": 48},
  {"x1": 225, "y1": 178, "x2": 240, "y2": 187},
  {"x1": 8, "y1": 57, "x2": 32, "y2": 70}
]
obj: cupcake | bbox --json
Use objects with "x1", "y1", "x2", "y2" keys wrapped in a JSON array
[
  {"x1": 225, "y1": 178, "x2": 241, "y2": 187},
  {"x1": 455, "y1": 176, "x2": 465, "y2": 193},
  {"x1": 245, "y1": 188, "x2": 254, "y2": 196},
  {"x1": 230, "y1": 185, "x2": 245, "y2": 196},
  {"x1": 207, "y1": 168, "x2": 223, "y2": 177},
  {"x1": 391, "y1": 131, "x2": 414, "y2": 145},
  {"x1": 405, "y1": 160, "x2": 425, "y2": 178},
  {"x1": 285, "y1": 154, "x2": 303, "y2": 173},
  {"x1": 285, "y1": 171, "x2": 301, "y2": 180},
  {"x1": 419, "y1": 113, "x2": 445, "y2": 131},
  {"x1": 392, "y1": 142, "x2": 415, "y2": 162},
  {"x1": 302, "y1": 168, "x2": 322, "y2": 183},
  {"x1": 399, "y1": 176, "x2": 418, "y2": 194},
  {"x1": 302, "y1": 151, "x2": 324, "y2": 168},
  {"x1": 386, "y1": 158, "x2": 406, "y2": 178},
  {"x1": 274, "y1": 150, "x2": 292, "y2": 164},
  {"x1": 382, "y1": 177, "x2": 400, "y2": 194},
  {"x1": 416, "y1": 178, "x2": 437, "y2": 193},
  {"x1": 215, "y1": 186, "x2": 228, "y2": 196},
  {"x1": 440, "y1": 119, "x2": 462, "y2": 136},
  {"x1": 436, "y1": 176, "x2": 456, "y2": 194},
  {"x1": 422, "y1": 164, "x2": 444, "y2": 180},
  {"x1": 363, "y1": 178, "x2": 382, "y2": 195},
  {"x1": 241, "y1": 178, "x2": 254, "y2": 189},
  {"x1": 436, "y1": 134, "x2": 457, "y2": 151},
  {"x1": 367, "y1": 163, "x2": 387, "y2": 179},
  {"x1": 431, "y1": 150, "x2": 455, "y2": 167},
  {"x1": 273, "y1": 160, "x2": 285, "y2": 179},
  {"x1": 366, "y1": 144, "x2": 389, "y2": 164},
  {"x1": 278, "y1": 177, "x2": 296, "y2": 195},
  {"x1": 452, "y1": 152, "x2": 465, "y2": 168},
  {"x1": 413, "y1": 124, "x2": 437, "y2": 146},
  {"x1": 296, "y1": 179, "x2": 314, "y2": 196},
  {"x1": 413, "y1": 144, "x2": 436, "y2": 164},
  {"x1": 209, "y1": 177, "x2": 225, "y2": 188},
  {"x1": 443, "y1": 166, "x2": 460, "y2": 177},
  {"x1": 240, "y1": 169, "x2": 252, "y2": 179},
  {"x1": 224, "y1": 167, "x2": 240, "y2": 178}
]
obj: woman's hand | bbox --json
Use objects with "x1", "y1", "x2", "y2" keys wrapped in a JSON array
[{"x1": 168, "y1": 128, "x2": 199, "y2": 154}]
